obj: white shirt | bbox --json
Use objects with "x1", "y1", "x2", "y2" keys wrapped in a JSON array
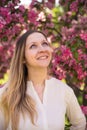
[{"x1": 0, "y1": 77, "x2": 86, "y2": 130}]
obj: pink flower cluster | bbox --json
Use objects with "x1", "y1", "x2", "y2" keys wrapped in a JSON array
[
  {"x1": 0, "y1": 4, "x2": 26, "y2": 41},
  {"x1": 81, "y1": 105, "x2": 87, "y2": 115},
  {"x1": 0, "y1": 17, "x2": 6, "y2": 32},
  {"x1": 52, "y1": 45, "x2": 86, "y2": 86},
  {"x1": 28, "y1": 10, "x2": 38, "y2": 26},
  {"x1": 59, "y1": 0, "x2": 87, "y2": 120},
  {"x1": 0, "y1": 42, "x2": 14, "y2": 78},
  {"x1": 70, "y1": 1, "x2": 78, "y2": 12},
  {"x1": 80, "y1": 32, "x2": 87, "y2": 48},
  {"x1": 61, "y1": 27, "x2": 77, "y2": 42},
  {"x1": 80, "y1": 33, "x2": 87, "y2": 41},
  {"x1": 52, "y1": 45, "x2": 73, "y2": 80}
]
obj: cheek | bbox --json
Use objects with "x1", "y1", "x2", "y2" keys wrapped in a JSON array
[
  {"x1": 25, "y1": 51, "x2": 28, "y2": 60},
  {"x1": 25, "y1": 51, "x2": 31, "y2": 63},
  {"x1": 25, "y1": 51, "x2": 36, "y2": 63},
  {"x1": 49, "y1": 48, "x2": 53, "y2": 56},
  {"x1": 50, "y1": 47, "x2": 53, "y2": 53},
  {"x1": 49, "y1": 49, "x2": 53, "y2": 61},
  {"x1": 47, "y1": 46, "x2": 53, "y2": 52},
  {"x1": 25, "y1": 49, "x2": 32, "y2": 58}
]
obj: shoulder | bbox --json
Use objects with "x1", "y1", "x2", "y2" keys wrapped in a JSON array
[
  {"x1": 49, "y1": 77, "x2": 74, "y2": 95},
  {"x1": 50, "y1": 77, "x2": 72, "y2": 89},
  {"x1": 51, "y1": 77, "x2": 77, "y2": 104}
]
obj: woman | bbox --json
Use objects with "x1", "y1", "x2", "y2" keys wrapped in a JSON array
[{"x1": 0, "y1": 30, "x2": 86, "y2": 130}]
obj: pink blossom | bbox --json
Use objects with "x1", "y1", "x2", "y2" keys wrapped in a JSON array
[
  {"x1": 47, "y1": 14, "x2": 52, "y2": 19},
  {"x1": 0, "y1": 17, "x2": 6, "y2": 30},
  {"x1": 46, "y1": 23, "x2": 54, "y2": 28},
  {"x1": 28, "y1": 10, "x2": 38, "y2": 25},
  {"x1": 11, "y1": 25, "x2": 21, "y2": 35},
  {"x1": 77, "y1": 70, "x2": 84, "y2": 80},
  {"x1": 85, "y1": 42, "x2": 87, "y2": 48},
  {"x1": 48, "y1": 0, "x2": 55, "y2": 3},
  {"x1": 70, "y1": 1, "x2": 78, "y2": 12},
  {"x1": 30, "y1": 0, "x2": 37, "y2": 8},
  {"x1": 69, "y1": 59, "x2": 76, "y2": 67},
  {"x1": 61, "y1": 27, "x2": 77, "y2": 41},
  {"x1": 37, "y1": 12, "x2": 46, "y2": 21},
  {"x1": 81, "y1": 105, "x2": 87, "y2": 115},
  {"x1": 74, "y1": 64, "x2": 86, "y2": 80},
  {"x1": 80, "y1": 33, "x2": 87, "y2": 42},
  {"x1": 60, "y1": 45, "x2": 73, "y2": 60},
  {"x1": 19, "y1": 5, "x2": 25, "y2": 13},
  {"x1": 45, "y1": 2, "x2": 54, "y2": 9},
  {"x1": 0, "y1": 7, "x2": 10, "y2": 17},
  {"x1": 0, "y1": 45, "x2": 3, "y2": 52},
  {"x1": 85, "y1": 94, "x2": 87, "y2": 99},
  {"x1": 53, "y1": 66, "x2": 66, "y2": 80},
  {"x1": 6, "y1": 14, "x2": 12, "y2": 24},
  {"x1": 11, "y1": 13, "x2": 24, "y2": 23},
  {"x1": 14, "y1": 0, "x2": 20, "y2": 5},
  {"x1": 8, "y1": 2, "x2": 14, "y2": 9},
  {"x1": 77, "y1": 49, "x2": 84, "y2": 60},
  {"x1": 11, "y1": 13, "x2": 20, "y2": 22}
]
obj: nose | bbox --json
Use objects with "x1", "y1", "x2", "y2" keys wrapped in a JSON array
[{"x1": 38, "y1": 45, "x2": 46, "y2": 52}]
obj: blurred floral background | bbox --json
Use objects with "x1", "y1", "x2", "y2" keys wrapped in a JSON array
[{"x1": 0, "y1": 0, "x2": 87, "y2": 129}]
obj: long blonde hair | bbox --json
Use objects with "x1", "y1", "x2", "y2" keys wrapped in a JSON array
[{"x1": 1, "y1": 30, "x2": 47, "y2": 130}]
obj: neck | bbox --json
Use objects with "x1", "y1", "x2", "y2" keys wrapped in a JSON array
[{"x1": 28, "y1": 67, "x2": 48, "y2": 87}]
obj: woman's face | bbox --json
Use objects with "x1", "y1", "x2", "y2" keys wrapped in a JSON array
[{"x1": 25, "y1": 32, "x2": 53, "y2": 69}]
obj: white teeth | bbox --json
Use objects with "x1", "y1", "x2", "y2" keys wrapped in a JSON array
[{"x1": 38, "y1": 56, "x2": 48, "y2": 60}]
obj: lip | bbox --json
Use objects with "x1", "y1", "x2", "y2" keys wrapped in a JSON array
[{"x1": 37, "y1": 55, "x2": 49, "y2": 60}]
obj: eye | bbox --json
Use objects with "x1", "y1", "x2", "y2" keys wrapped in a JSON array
[
  {"x1": 42, "y1": 42, "x2": 49, "y2": 47},
  {"x1": 29, "y1": 44, "x2": 37, "y2": 49}
]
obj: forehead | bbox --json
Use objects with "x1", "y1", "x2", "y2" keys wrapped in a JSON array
[{"x1": 26, "y1": 32, "x2": 46, "y2": 45}]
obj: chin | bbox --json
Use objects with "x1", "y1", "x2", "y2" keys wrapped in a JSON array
[{"x1": 38, "y1": 64, "x2": 50, "y2": 68}]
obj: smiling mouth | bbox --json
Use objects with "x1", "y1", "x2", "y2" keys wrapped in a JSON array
[{"x1": 37, "y1": 56, "x2": 48, "y2": 60}]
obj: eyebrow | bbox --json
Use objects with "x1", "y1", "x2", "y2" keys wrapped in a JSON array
[{"x1": 29, "y1": 40, "x2": 48, "y2": 45}]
